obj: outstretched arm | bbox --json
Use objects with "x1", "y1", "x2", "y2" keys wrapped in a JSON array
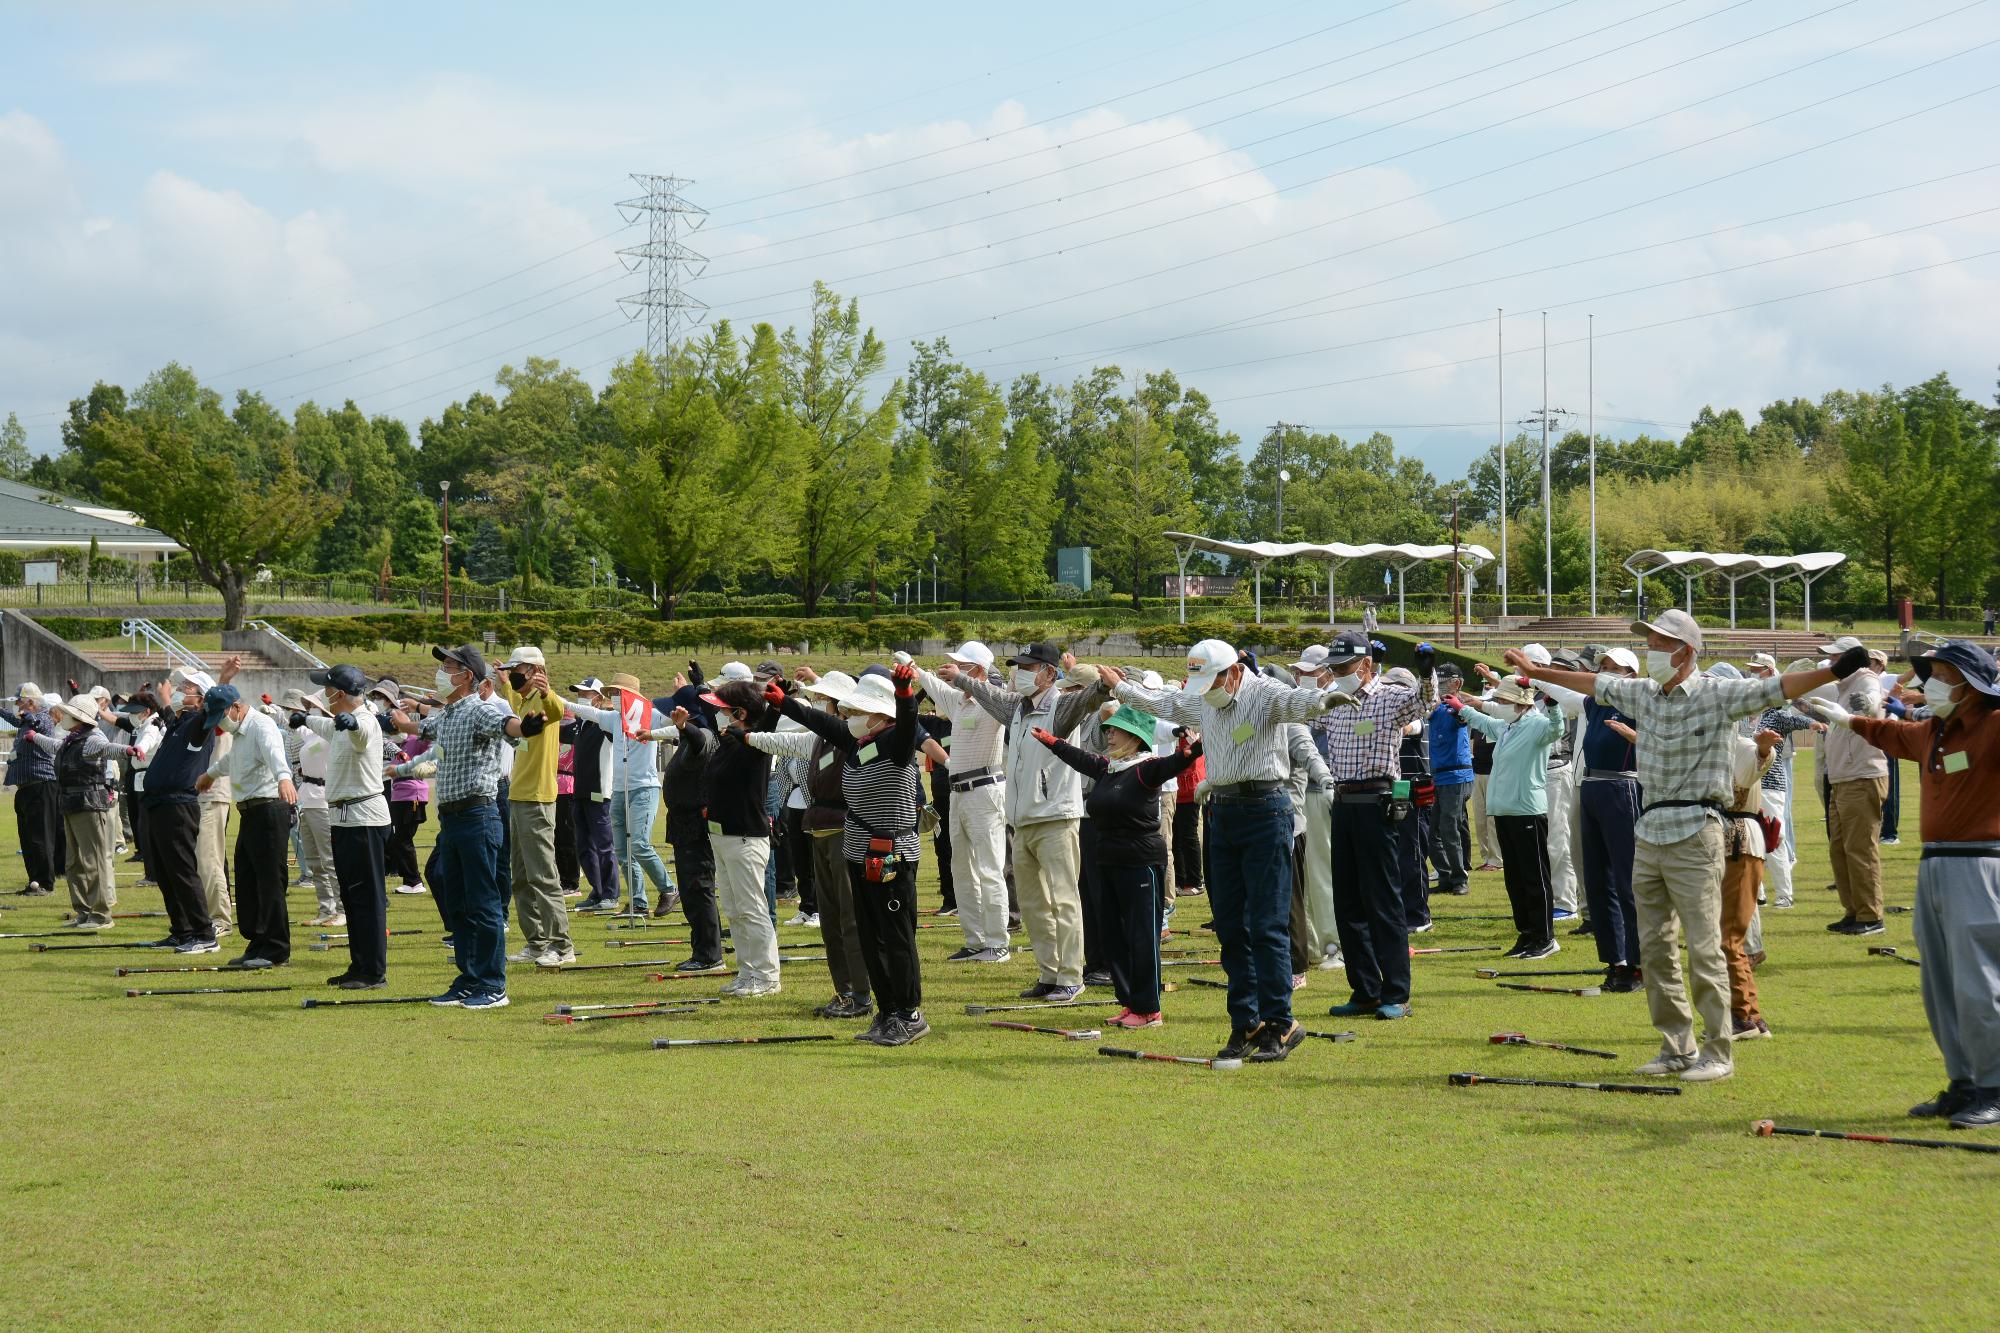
[{"x1": 1031, "y1": 728, "x2": 1109, "y2": 783}]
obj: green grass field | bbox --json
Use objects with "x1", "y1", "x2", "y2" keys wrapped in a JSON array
[{"x1": 1, "y1": 740, "x2": 1989, "y2": 1329}]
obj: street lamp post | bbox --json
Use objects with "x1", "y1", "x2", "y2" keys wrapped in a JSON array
[
  {"x1": 590, "y1": 556, "x2": 599, "y2": 610},
  {"x1": 439, "y1": 481, "x2": 452, "y2": 628}
]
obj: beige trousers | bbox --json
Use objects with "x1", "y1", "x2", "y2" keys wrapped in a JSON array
[
  {"x1": 1472, "y1": 773, "x2": 1504, "y2": 867},
  {"x1": 713, "y1": 833, "x2": 777, "y2": 986},
  {"x1": 1013, "y1": 818, "x2": 1082, "y2": 987},
  {"x1": 64, "y1": 807, "x2": 118, "y2": 925},
  {"x1": 198, "y1": 801, "x2": 233, "y2": 928},
  {"x1": 298, "y1": 806, "x2": 337, "y2": 916},
  {"x1": 1828, "y1": 776, "x2": 1888, "y2": 924},
  {"x1": 509, "y1": 800, "x2": 570, "y2": 955},
  {"x1": 1633, "y1": 820, "x2": 1732, "y2": 1065}
]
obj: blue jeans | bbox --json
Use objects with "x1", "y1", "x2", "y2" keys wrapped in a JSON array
[
  {"x1": 435, "y1": 801, "x2": 506, "y2": 997},
  {"x1": 1206, "y1": 793, "x2": 1296, "y2": 1031},
  {"x1": 1579, "y1": 777, "x2": 1641, "y2": 967},
  {"x1": 613, "y1": 785, "x2": 674, "y2": 908}
]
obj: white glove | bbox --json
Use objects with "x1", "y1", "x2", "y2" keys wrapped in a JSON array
[
  {"x1": 892, "y1": 650, "x2": 914, "y2": 667},
  {"x1": 1800, "y1": 697, "x2": 1853, "y2": 729},
  {"x1": 1194, "y1": 778, "x2": 1212, "y2": 804}
]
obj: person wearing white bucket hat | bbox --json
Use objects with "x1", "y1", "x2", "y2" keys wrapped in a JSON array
[
  {"x1": 907, "y1": 641, "x2": 1012, "y2": 963},
  {"x1": 27, "y1": 693, "x2": 138, "y2": 928}
]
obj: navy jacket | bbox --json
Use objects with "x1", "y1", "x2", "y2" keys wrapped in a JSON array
[
  {"x1": 1, "y1": 706, "x2": 58, "y2": 784},
  {"x1": 143, "y1": 709, "x2": 218, "y2": 807}
]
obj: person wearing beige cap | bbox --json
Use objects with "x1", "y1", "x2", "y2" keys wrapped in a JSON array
[
  {"x1": 1814, "y1": 636, "x2": 1890, "y2": 936},
  {"x1": 498, "y1": 646, "x2": 573, "y2": 967},
  {"x1": 1508, "y1": 609, "x2": 1860, "y2": 1082},
  {"x1": 28, "y1": 694, "x2": 139, "y2": 928}
]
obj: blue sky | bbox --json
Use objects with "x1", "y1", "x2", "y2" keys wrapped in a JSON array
[{"x1": 5, "y1": 0, "x2": 1998, "y2": 487}]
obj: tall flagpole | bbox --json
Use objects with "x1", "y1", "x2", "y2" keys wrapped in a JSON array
[
  {"x1": 1542, "y1": 310, "x2": 1552, "y2": 619},
  {"x1": 1588, "y1": 313, "x2": 1598, "y2": 618}
]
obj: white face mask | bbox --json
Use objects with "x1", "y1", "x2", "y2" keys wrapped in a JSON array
[
  {"x1": 1645, "y1": 649, "x2": 1681, "y2": 686},
  {"x1": 1329, "y1": 671, "x2": 1361, "y2": 695},
  {"x1": 1923, "y1": 677, "x2": 1960, "y2": 718},
  {"x1": 219, "y1": 714, "x2": 241, "y2": 734},
  {"x1": 434, "y1": 668, "x2": 455, "y2": 694},
  {"x1": 1011, "y1": 667, "x2": 1042, "y2": 693},
  {"x1": 846, "y1": 714, "x2": 875, "y2": 738},
  {"x1": 1202, "y1": 683, "x2": 1233, "y2": 708}
]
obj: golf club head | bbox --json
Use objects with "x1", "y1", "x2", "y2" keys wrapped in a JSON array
[
  {"x1": 555, "y1": 1004, "x2": 576, "y2": 1015},
  {"x1": 963, "y1": 1004, "x2": 989, "y2": 1015},
  {"x1": 115, "y1": 968, "x2": 132, "y2": 977},
  {"x1": 1211, "y1": 1058, "x2": 1244, "y2": 1071},
  {"x1": 1577, "y1": 987, "x2": 1603, "y2": 996},
  {"x1": 1489, "y1": 1032, "x2": 1527, "y2": 1044},
  {"x1": 1447, "y1": 1072, "x2": 1476, "y2": 1086},
  {"x1": 300, "y1": 999, "x2": 317, "y2": 1008},
  {"x1": 1753, "y1": 1119, "x2": 1777, "y2": 1136},
  {"x1": 1476, "y1": 969, "x2": 1501, "y2": 978},
  {"x1": 309, "y1": 943, "x2": 332, "y2": 952},
  {"x1": 1065, "y1": 1030, "x2": 1102, "y2": 1041}
]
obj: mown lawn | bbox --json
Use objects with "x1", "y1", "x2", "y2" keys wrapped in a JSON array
[{"x1": 0, "y1": 730, "x2": 1988, "y2": 1328}]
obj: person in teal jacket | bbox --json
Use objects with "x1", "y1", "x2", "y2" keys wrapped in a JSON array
[{"x1": 1449, "y1": 676, "x2": 1565, "y2": 959}]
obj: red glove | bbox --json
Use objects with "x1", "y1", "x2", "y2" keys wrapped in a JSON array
[
  {"x1": 891, "y1": 661, "x2": 916, "y2": 694},
  {"x1": 1443, "y1": 694, "x2": 1464, "y2": 714},
  {"x1": 1515, "y1": 676, "x2": 1532, "y2": 690},
  {"x1": 1031, "y1": 726, "x2": 1058, "y2": 747},
  {"x1": 762, "y1": 679, "x2": 786, "y2": 707},
  {"x1": 260, "y1": 694, "x2": 273, "y2": 706},
  {"x1": 125, "y1": 745, "x2": 142, "y2": 758}
]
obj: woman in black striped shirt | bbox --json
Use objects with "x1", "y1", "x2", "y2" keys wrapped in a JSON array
[{"x1": 771, "y1": 664, "x2": 928, "y2": 1046}]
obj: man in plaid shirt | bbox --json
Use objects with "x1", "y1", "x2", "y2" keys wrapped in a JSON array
[
  {"x1": 390, "y1": 643, "x2": 548, "y2": 1011},
  {"x1": 1310, "y1": 631, "x2": 1436, "y2": 1023},
  {"x1": 1509, "y1": 610, "x2": 1859, "y2": 1083}
]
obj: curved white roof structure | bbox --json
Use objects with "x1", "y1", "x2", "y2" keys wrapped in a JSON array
[
  {"x1": 1622, "y1": 548, "x2": 1848, "y2": 630},
  {"x1": 1163, "y1": 532, "x2": 1496, "y2": 624}
]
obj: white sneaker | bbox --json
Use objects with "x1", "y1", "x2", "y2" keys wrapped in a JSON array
[
  {"x1": 783, "y1": 912, "x2": 808, "y2": 926},
  {"x1": 507, "y1": 946, "x2": 542, "y2": 963},
  {"x1": 799, "y1": 913, "x2": 820, "y2": 927},
  {"x1": 1318, "y1": 948, "x2": 1345, "y2": 971},
  {"x1": 719, "y1": 977, "x2": 747, "y2": 996},
  {"x1": 970, "y1": 946, "x2": 1011, "y2": 963},
  {"x1": 533, "y1": 950, "x2": 564, "y2": 968},
  {"x1": 393, "y1": 882, "x2": 427, "y2": 895},
  {"x1": 324, "y1": 914, "x2": 346, "y2": 928},
  {"x1": 1636, "y1": 1051, "x2": 1698, "y2": 1077},
  {"x1": 735, "y1": 979, "x2": 782, "y2": 997},
  {"x1": 552, "y1": 947, "x2": 577, "y2": 964},
  {"x1": 1679, "y1": 1056, "x2": 1734, "y2": 1083}
]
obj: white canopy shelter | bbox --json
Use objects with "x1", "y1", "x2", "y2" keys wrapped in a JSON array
[
  {"x1": 1164, "y1": 532, "x2": 1495, "y2": 625},
  {"x1": 1622, "y1": 549, "x2": 1848, "y2": 630}
]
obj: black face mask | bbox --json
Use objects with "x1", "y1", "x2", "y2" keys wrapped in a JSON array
[{"x1": 508, "y1": 670, "x2": 529, "y2": 691}]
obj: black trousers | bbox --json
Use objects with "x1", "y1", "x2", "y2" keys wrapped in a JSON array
[
  {"x1": 144, "y1": 799, "x2": 211, "y2": 942},
  {"x1": 932, "y1": 783, "x2": 955, "y2": 909},
  {"x1": 781, "y1": 808, "x2": 815, "y2": 914},
  {"x1": 554, "y1": 793, "x2": 579, "y2": 893},
  {"x1": 1103, "y1": 861, "x2": 1163, "y2": 1014},
  {"x1": 234, "y1": 800, "x2": 293, "y2": 962},
  {"x1": 387, "y1": 798, "x2": 425, "y2": 886},
  {"x1": 668, "y1": 810, "x2": 721, "y2": 963},
  {"x1": 1078, "y1": 819, "x2": 1108, "y2": 973},
  {"x1": 1171, "y1": 802, "x2": 1203, "y2": 889},
  {"x1": 848, "y1": 859, "x2": 922, "y2": 1014},
  {"x1": 16, "y1": 780, "x2": 62, "y2": 888},
  {"x1": 128, "y1": 790, "x2": 153, "y2": 879},
  {"x1": 1330, "y1": 796, "x2": 1410, "y2": 1007},
  {"x1": 1494, "y1": 814, "x2": 1554, "y2": 949},
  {"x1": 332, "y1": 823, "x2": 390, "y2": 982},
  {"x1": 1398, "y1": 804, "x2": 1433, "y2": 929}
]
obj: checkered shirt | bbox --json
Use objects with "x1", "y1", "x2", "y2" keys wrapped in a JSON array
[
  {"x1": 1596, "y1": 672, "x2": 1785, "y2": 843},
  {"x1": 1312, "y1": 680, "x2": 1427, "y2": 783},
  {"x1": 417, "y1": 693, "x2": 514, "y2": 805}
]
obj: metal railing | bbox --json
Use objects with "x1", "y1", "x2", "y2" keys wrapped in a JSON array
[
  {"x1": 119, "y1": 618, "x2": 207, "y2": 673},
  {"x1": 246, "y1": 619, "x2": 326, "y2": 668}
]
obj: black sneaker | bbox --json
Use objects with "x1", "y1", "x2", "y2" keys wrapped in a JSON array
[
  {"x1": 1518, "y1": 939, "x2": 1560, "y2": 961},
  {"x1": 1825, "y1": 916, "x2": 1857, "y2": 933},
  {"x1": 338, "y1": 978, "x2": 386, "y2": 991},
  {"x1": 1948, "y1": 1089, "x2": 2000, "y2": 1128},
  {"x1": 326, "y1": 972, "x2": 354, "y2": 987},
  {"x1": 1217, "y1": 1027, "x2": 1259, "y2": 1061},
  {"x1": 836, "y1": 994, "x2": 874, "y2": 1019},
  {"x1": 1083, "y1": 969, "x2": 1113, "y2": 987},
  {"x1": 1851, "y1": 919, "x2": 1886, "y2": 936},
  {"x1": 1603, "y1": 964, "x2": 1641, "y2": 994},
  {"x1": 1250, "y1": 1019, "x2": 1305, "y2": 1063},
  {"x1": 1568, "y1": 918, "x2": 1595, "y2": 936},
  {"x1": 677, "y1": 957, "x2": 727, "y2": 974},
  {"x1": 853, "y1": 1012, "x2": 891, "y2": 1045},
  {"x1": 1017, "y1": 981, "x2": 1059, "y2": 1000},
  {"x1": 879, "y1": 1011, "x2": 929, "y2": 1047},
  {"x1": 1502, "y1": 935, "x2": 1532, "y2": 959},
  {"x1": 1910, "y1": 1080, "x2": 1978, "y2": 1118},
  {"x1": 944, "y1": 947, "x2": 979, "y2": 962}
]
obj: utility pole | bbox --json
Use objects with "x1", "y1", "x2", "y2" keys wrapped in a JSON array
[
  {"x1": 616, "y1": 174, "x2": 708, "y2": 373},
  {"x1": 1451, "y1": 495, "x2": 1462, "y2": 650},
  {"x1": 1516, "y1": 403, "x2": 1569, "y2": 619},
  {"x1": 1496, "y1": 309, "x2": 1507, "y2": 620},
  {"x1": 1265, "y1": 422, "x2": 1299, "y2": 536},
  {"x1": 1588, "y1": 313, "x2": 1598, "y2": 618}
]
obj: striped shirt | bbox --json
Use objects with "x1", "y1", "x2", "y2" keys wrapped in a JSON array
[
  {"x1": 1752, "y1": 707, "x2": 1815, "y2": 793},
  {"x1": 1114, "y1": 673, "x2": 1337, "y2": 788},
  {"x1": 1312, "y1": 678, "x2": 1429, "y2": 783},
  {"x1": 914, "y1": 667, "x2": 1007, "y2": 776},
  {"x1": 777, "y1": 691, "x2": 923, "y2": 861},
  {"x1": 417, "y1": 694, "x2": 514, "y2": 806},
  {"x1": 1596, "y1": 672, "x2": 1786, "y2": 844}
]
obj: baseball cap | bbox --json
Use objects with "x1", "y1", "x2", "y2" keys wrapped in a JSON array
[
  {"x1": 1520, "y1": 643, "x2": 1553, "y2": 667},
  {"x1": 1818, "y1": 635, "x2": 1864, "y2": 654},
  {"x1": 1323, "y1": 631, "x2": 1372, "y2": 667},
  {"x1": 1139, "y1": 670, "x2": 1164, "y2": 691},
  {"x1": 1007, "y1": 643, "x2": 1064, "y2": 670},
  {"x1": 501, "y1": 645, "x2": 546, "y2": 669},
  {"x1": 946, "y1": 640, "x2": 996, "y2": 671},
  {"x1": 1747, "y1": 652, "x2": 1778, "y2": 673},
  {"x1": 1707, "y1": 662, "x2": 1743, "y2": 680},
  {"x1": 1290, "y1": 645, "x2": 1331, "y2": 673},
  {"x1": 1631, "y1": 608, "x2": 1704, "y2": 652},
  {"x1": 753, "y1": 660, "x2": 785, "y2": 682},
  {"x1": 433, "y1": 644, "x2": 489, "y2": 682},
  {"x1": 200, "y1": 683, "x2": 241, "y2": 732},
  {"x1": 1182, "y1": 639, "x2": 1236, "y2": 689},
  {"x1": 572, "y1": 676, "x2": 606, "y2": 695},
  {"x1": 717, "y1": 661, "x2": 754, "y2": 683},
  {"x1": 308, "y1": 664, "x2": 370, "y2": 697},
  {"x1": 1601, "y1": 647, "x2": 1641, "y2": 675}
]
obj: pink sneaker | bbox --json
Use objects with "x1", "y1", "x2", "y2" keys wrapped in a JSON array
[
  {"x1": 1108, "y1": 1007, "x2": 1134, "y2": 1026},
  {"x1": 1113, "y1": 1011, "x2": 1163, "y2": 1028}
]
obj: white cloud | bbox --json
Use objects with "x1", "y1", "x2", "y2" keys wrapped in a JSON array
[{"x1": 79, "y1": 40, "x2": 204, "y2": 87}]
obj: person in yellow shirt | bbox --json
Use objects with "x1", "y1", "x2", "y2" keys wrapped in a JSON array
[{"x1": 498, "y1": 647, "x2": 572, "y2": 967}]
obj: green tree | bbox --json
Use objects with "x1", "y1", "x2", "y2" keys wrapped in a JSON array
[
  {"x1": 0, "y1": 412, "x2": 30, "y2": 480},
  {"x1": 1827, "y1": 388, "x2": 1940, "y2": 614},
  {"x1": 1140, "y1": 371, "x2": 1245, "y2": 539},
  {"x1": 764, "y1": 284, "x2": 924, "y2": 614},
  {"x1": 86, "y1": 364, "x2": 337, "y2": 628},
  {"x1": 1897, "y1": 372, "x2": 1998, "y2": 613},
  {"x1": 1076, "y1": 399, "x2": 1196, "y2": 611}
]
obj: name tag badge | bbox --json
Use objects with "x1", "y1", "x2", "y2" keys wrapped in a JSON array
[
  {"x1": 1354, "y1": 719, "x2": 1376, "y2": 737},
  {"x1": 817, "y1": 751, "x2": 836, "y2": 770},
  {"x1": 1230, "y1": 722, "x2": 1255, "y2": 745},
  {"x1": 707, "y1": 820, "x2": 724, "y2": 836},
  {"x1": 1944, "y1": 750, "x2": 1971, "y2": 774},
  {"x1": 857, "y1": 742, "x2": 879, "y2": 764}
]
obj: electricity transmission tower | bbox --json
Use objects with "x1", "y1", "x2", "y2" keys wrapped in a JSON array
[{"x1": 616, "y1": 173, "x2": 708, "y2": 370}]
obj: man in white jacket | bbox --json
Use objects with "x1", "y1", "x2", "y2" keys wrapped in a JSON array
[{"x1": 909, "y1": 642, "x2": 1012, "y2": 964}]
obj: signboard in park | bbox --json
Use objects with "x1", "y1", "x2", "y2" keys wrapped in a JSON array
[
  {"x1": 1056, "y1": 546, "x2": 1092, "y2": 592},
  {"x1": 23, "y1": 561, "x2": 57, "y2": 585}
]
